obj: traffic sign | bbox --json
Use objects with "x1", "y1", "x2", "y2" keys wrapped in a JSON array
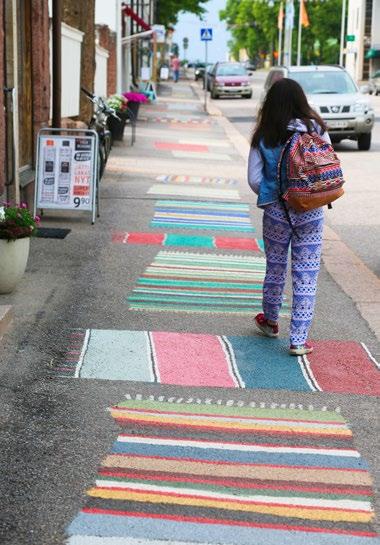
[
  {"x1": 200, "y1": 28, "x2": 213, "y2": 41},
  {"x1": 346, "y1": 35, "x2": 355, "y2": 42}
]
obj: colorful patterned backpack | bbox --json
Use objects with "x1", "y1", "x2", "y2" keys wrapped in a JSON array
[{"x1": 278, "y1": 132, "x2": 345, "y2": 212}]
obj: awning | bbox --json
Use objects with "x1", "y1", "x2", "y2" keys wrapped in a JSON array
[
  {"x1": 122, "y1": 30, "x2": 154, "y2": 47},
  {"x1": 122, "y1": 4, "x2": 151, "y2": 31},
  {"x1": 365, "y1": 48, "x2": 380, "y2": 59}
]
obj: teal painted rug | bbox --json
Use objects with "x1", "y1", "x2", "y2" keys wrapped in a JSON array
[
  {"x1": 128, "y1": 251, "x2": 289, "y2": 315},
  {"x1": 151, "y1": 200, "x2": 254, "y2": 232}
]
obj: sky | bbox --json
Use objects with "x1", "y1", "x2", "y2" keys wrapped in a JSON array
[
  {"x1": 95, "y1": 0, "x2": 230, "y2": 63},
  {"x1": 174, "y1": 0, "x2": 230, "y2": 63}
]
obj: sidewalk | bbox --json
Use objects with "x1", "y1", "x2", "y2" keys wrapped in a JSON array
[{"x1": 0, "y1": 80, "x2": 379, "y2": 544}]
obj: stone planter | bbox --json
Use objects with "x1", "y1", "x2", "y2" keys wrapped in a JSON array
[{"x1": 0, "y1": 238, "x2": 30, "y2": 294}]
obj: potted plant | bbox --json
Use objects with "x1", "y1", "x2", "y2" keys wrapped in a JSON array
[
  {"x1": 122, "y1": 92, "x2": 148, "y2": 120},
  {"x1": 106, "y1": 94, "x2": 128, "y2": 141},
  {"x1": 0, "y1": 203, "x2": 40, "y2": 294}
]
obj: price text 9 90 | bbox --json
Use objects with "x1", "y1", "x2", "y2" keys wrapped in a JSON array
[{"x1": 73, "y1": 197, "x2": 90, "y2": 208}]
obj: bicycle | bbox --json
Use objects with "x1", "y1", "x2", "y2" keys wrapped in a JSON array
[{"x1": 81, "y1": 88, "x2": 120, "y2": 180}]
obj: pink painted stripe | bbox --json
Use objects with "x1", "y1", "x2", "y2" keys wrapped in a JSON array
[
  {"x1": 155, "y1": 141, "x2": 209, "y2": 152},
  {"x1": 310, "y1": 340, "x2": 380, "y2": 396},
  {"x1": 126, "y1": 232, "x2": 165, "y2": 245},
  {"x1": 112, "y1": 231, "x2": 128, "y2": 243},
  {"x1": 215, "y1": 237, "x2": 260, "y2": 251},
  {"x1": 152, "y1": 332, "x2": 238, "y2": 387}
]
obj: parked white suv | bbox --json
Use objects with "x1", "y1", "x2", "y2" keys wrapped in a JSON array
[{"x1": 263, "y1": 65, "x2": 375, "y2": 150}]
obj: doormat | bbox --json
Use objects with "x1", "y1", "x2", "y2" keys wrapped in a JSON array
[
  {"x1": 127, "y1": 251, "x2": 285, "y2": 315},
  {"x1": 156, "y1": 174, "x2": 239, "y2": 186},
  {"x1": 58, "y1": 329, "x2": 380, "y2": 396},
  {"x1": 147, "y1": 184, "x2": 241, "y2": 200},
  {"x1": 112, "y1": 232, "x2": 263, "y2": 251},
  {"x1": 151, "y1": 200, "x2": 254, "y2": 232},
  {"x1": 66, "y1": 396, "x2": 378, "y2": 545},
  {"x1": 36, "y1": 227, "x2": 71, "y2": 239}
]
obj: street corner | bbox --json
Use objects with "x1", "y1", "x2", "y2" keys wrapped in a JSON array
[
  {"x1": 66, "y1": 394, "x2": 378, "y2": 545},
  {"x1": 56, "y1": 328, "x2": 380, "y2": 396}
]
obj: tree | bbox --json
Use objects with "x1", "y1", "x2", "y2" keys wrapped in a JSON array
[
  {"x1": 155, "y1": 0, "x2": 209, "y2": 27},
  {"x1": 220, "y1": 0, "x2": 342, "y2": 65}
]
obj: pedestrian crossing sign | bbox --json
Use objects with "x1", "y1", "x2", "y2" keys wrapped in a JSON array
[{"x1": 200, "y1": 28, "x2": 213, "y2": 41}]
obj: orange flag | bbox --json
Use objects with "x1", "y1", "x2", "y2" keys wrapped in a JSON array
[
  {"x1": 278, "y1": 2, "x2": 284, "y2": 30},
  {"x1": 300, "y1": 0, "x2": 310, "y2": 27}
]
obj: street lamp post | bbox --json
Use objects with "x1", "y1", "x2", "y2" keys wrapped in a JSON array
[
  {"x1": 339, "y1": 0, "x2": 347, "y2": 66},
  {"x1": 116, "y1": 0, "x2": 122, "y2": 93}
]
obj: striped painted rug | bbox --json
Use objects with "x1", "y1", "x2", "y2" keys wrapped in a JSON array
[
  {"x1": 112, "y1": 232, "x2": 263, "y2": 251},
  {"x1": 147, "y1": 184, "x2": 241, "y2": 200},
  {"x1": 127, "y1": 251, "x2": 288, "y2": 315},
  {"x1": 151, "y1": 201, "x2": 254, "y2": 232},
  {"x1": 156, "y1": 174, "x2": 239, "y2": 186},
  {"x1": 66, "y1": 396, "x2": 378, "y2": 545},
  {"x1": 58, "y1": 330, "x2": 380, "y2": 396},
  {"x1": 139, "y1": 116, "x2": 212, "y2": 125}
]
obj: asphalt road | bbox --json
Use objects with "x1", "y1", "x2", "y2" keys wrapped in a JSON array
[{"x1": 211, "y1": 70, "x2": 380, "y2": 278}]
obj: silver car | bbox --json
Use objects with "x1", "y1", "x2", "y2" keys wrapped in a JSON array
[
  {"x1": 263, "y1": 65, "x2": 375, "y2": 150},
  {"x1": 369, "y1": 70, "x2": 380, "y2": 95}
]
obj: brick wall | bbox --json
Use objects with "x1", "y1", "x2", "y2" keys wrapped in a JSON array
[
  {"x1": 63, "y1": 0, "x2": 96, "y2": 122},
  {"x1": 31, "y1": 0, "x2": 50, "y2": 145},
  {"x1": 0, "y1": 1, "x2": 5, "y2": 196},
  {"x1": 96, "y1": 24, "x2": 117, "y2": 96}
]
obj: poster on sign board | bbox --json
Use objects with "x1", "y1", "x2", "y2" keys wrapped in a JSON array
[{"x1": 36, "y1": 135, "x2": 96, "y2": 211}]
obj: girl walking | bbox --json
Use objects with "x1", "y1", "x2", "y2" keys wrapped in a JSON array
[{"x1": 248, "y1": 78, "x2": 331, "y2": 356}]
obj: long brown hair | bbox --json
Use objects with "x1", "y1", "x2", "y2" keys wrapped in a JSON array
[{"x1": 251, "y1": 78, "x2": 327, "y2": 148}]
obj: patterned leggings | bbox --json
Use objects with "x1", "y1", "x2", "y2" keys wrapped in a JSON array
[{"x1": 262, "y1": 202, "x2": 324, "y2": 345}]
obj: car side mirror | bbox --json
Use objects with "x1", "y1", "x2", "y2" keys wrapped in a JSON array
[{"x1": 360, "y1": 84, "x2": 370, "y2": 94}]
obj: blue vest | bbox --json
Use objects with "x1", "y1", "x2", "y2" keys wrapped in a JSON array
[{"x1": 257, "y1": 140, "x2": 283, "y2": 208}]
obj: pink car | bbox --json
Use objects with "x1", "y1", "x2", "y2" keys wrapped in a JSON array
[{"x1": 209, "y1": 62, "x2": 252, "y2": 99}]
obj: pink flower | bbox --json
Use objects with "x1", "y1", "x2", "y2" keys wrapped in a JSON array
[
  {"x1": 35, "y1": 215, "x2": 41, "y2": 223},
  {"x1": 20, "y1": 202, "x2": 28, "y2": 209}
]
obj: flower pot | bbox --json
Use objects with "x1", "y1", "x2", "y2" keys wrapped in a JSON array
[
  {"x1": 107, "y1": 115, "x2": 126, "y2": 141},
  {"x1": 0, "y1": 238, "x2": 30, "y2": 294}
]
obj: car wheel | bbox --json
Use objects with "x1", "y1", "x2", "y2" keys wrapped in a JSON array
[
  {"x1": 243, "y1": 93, "x2": 252, "y2": 99},
  {"x1": 211, "y1": 88, "x2": 219, "y2": 99},
  {"x1": 357, "y1": 133, "x2": 371, "y2": 151}
]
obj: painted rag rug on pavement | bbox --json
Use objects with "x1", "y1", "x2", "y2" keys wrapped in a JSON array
[{"x1": 66, "y1": 396, "x2": 379, "y2": 545}]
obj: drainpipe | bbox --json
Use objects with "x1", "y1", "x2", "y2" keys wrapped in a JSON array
[
  {"x1": 116, "y1": 0, "x2": 122, "y2": 93},
  {"x1": 52, "y1": 0, "x2": 62, "y2": 128},
  {"x1": 11, "y1": 0, "x2": 20, "y2": 203}
]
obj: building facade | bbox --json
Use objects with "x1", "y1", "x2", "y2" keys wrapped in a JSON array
[
  {"x1": 0, "y1": 0, "x2": 115, "y2": 203},
  {"x1": 346, "y1": 0, "x2": 380, "y2": 81},
  {"x1": 0, "y1": 0, "x2": 50, "y2": 201}
]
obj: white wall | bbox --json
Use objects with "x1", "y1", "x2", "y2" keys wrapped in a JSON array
[
  {"x1": 346, "y1": 0, "x2": 366, "y2": 81},
  {"x1": 61, "y1": 24, "x2": 84, "y2": 117},
  {"x1": 371, "y1": 0, "x2": 380, "y2": 46},
  {"x1": 95, "y1": 45, "x2": 109, "y2": 97},
  {"x1": 50, "y1": 23, "x2": 84, "y2": 117}
]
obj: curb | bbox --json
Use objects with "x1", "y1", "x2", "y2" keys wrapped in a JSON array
[
  {"x1": 0, "y1": 305, "x2": 13, "y2": 342},
  {"x1": 190, "y1": 80, "x2": 380, "y2": 342}
]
